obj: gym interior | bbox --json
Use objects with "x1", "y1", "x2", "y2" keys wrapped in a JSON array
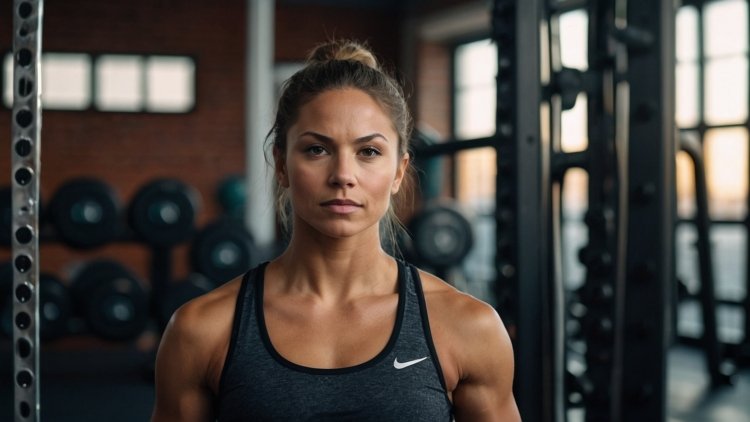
[{"x1": 2, "y1": 0, "x2": 750, "y2": 421}]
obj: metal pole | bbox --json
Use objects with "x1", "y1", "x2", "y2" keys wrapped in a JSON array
[
  {"x1": 619, "y1": 0, "x2": 676, "y2": 419},
  {"x1": 493, "y1": 0, "x2": 557, "y2": 420},
  {"x1": 245, "y1": 0, "x2": 276, "y2": 250},
  {"x1": 12, "y1": 0, "x2": 43, "y2": 420}
]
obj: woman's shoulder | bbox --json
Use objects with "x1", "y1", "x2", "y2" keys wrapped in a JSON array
[
  {"x1": 168, "y1": 275, "x2": 244, "y2": 337},
  {"x1": 161, "y1": 273, "x2": 246, "y2": 361},
  {"x1": 415, "y1": 268, "x2": 511, "y2": 351},
  {"x1": 417, "y1": 269, "x2": 499, "y2": 319}
]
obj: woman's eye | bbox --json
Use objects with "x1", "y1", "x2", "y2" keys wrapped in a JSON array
[
  {"x1": 360, "y1": 147, "x2": 381, "y2": 157},
  {"x1": 306, "y1": 145, "x2": 326, "y2": 155}
]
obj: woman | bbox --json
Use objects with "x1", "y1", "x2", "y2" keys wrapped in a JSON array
[{"x1": 152, "y1": 40, "x2": 520, "y2": 421}]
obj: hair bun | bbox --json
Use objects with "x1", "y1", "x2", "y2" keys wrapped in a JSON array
[{"x1": 307, "y1": 39, "x2": 380, "y2": 70}]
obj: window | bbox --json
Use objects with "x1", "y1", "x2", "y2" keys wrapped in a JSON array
[
  {"x1": 146, "y1": 56, "x2": 195, "y2": 112},
  {"x1": 44, "y1": 53, "x2": 92, "y2": 110},
  {"x1": 673, "y1": 0, "x2": 748, "y2": 345},
  {"x1": 96, "y1": 55, "x2": 143, "y2": 111},
  {"x1": 3, "y1": 51, "x2": 195, "y2": 113},
  {"x1": 453, "y1": 39, "x2": 497, "y2": 210},
  {"x1": 454, "y1": 39, "x2": 497, "y2": 140}
]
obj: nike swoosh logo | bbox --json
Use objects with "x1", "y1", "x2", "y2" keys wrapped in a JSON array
[{"x1": 393, "y1": 357, "x2": 428, "y2": 369}]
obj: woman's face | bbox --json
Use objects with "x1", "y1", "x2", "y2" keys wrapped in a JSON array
[{"x1": 277, "y1": 88, "x2": 409, "y2": 241}]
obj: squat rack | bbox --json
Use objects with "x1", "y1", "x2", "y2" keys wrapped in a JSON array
[
  {"x1": 11, "y1": 0, "x2": 43, "y2": 421},
  {"x1": 490, "y1": 0, "x2": 676, "y2": 420}
]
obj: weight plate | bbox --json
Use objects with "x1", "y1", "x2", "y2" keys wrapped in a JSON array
[
  {"x1": 129, "y1": 179, "x2": 200, "y2": 247},
  {"x1": 191, "y1": 219, "x2": 255, "y2": 284},
  {"x1": 408, "y1": 204, "x2": 474, "y2": 268},
  {"x1": 48, "y1": 178, "x2": 121, "y2": 249},
  {"x1": 70, "y1": 260, "x2": 148, "y2": 341},
  {"x1": 38, "y1": 273, "x2": 72, "y2": 340}
]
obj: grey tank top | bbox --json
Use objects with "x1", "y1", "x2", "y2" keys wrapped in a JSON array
[{"x1": 217, "y1": 260, "x2": 454, "y2": 421}]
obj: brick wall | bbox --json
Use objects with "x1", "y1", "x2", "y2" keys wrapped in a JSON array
[{"x1": 0, "y1": 0, "x2": 403, "y2": 289}]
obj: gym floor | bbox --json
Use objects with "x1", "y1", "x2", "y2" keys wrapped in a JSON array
[{"x1": 0, "y1": 343, "x2": 748, "y2": 421}]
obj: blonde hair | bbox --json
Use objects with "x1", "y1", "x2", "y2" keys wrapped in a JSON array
[{"x1": 267, "y1": 39, "x2": 413, "y2": 255}]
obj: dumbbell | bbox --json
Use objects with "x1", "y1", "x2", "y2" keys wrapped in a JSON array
[
  {"x1": 47, "y1": 178, "x2": 122, "y2": 249},
  {"x1": 407, "y1": 203, "x2": 474, "y2": 269},
  {"x1": 1, "y1": 262, "x2": 72, "y2": 340},
  {"x1": 191, "y1": 219, "x2": 256, "y2": 284},
  {"x1": 156, "y1": 273, "x2": 215, "y2": 329},
  {"x1": 69, "y1": 260, "x2": 149, "y2": 341},
  {"x1": 129, "y1": 179, "x2": 200, "y2": 247}
]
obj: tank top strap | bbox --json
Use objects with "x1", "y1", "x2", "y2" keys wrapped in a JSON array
[
  {"x1": 395, "y1": 260, "x2": 451, "y2": 397},
  {"x1": 217, "y1": 262, "x2": 268, "y2": 395}
]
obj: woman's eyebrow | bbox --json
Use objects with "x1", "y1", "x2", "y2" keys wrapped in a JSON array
[
  {"x1": 299, "y1": 131, "x2": 390, "y2": 143},
  {"x1": 355, "y1": 133, "x2": 389, "y2": 143}
]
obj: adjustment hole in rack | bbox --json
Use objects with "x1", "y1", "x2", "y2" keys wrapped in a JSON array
[
  {"x1": 19, "y1": 401, "x2": 31, "y2": 418},
  {"x1": 15, "y1": 168, "x2": 33, "y2": 186},
  {"x1": 17, "y1": 49, "x2": 32, "y2": 67},
  {"x1": 15, "y1": 312, "x2": 31, "y2": 330},
  {"x1": 15, "y1": 139, "x2": 32, "y2": 156},
  {"x1": 17, "y1": 338, "x2": 32, "y2": 358},
  {"x1": 16, "y1": 283, "x2": 32, "y2": 303},
  {"x1": 15, "y1": 226, "x2": 33, "y2": 244},
  {"x1": 16, "y1": 370, "x2": 33, "y2": 388},
  {"x1": 15, "y1": 255, "x2": 32, "y2": 273},
  {"x1": 18, "y1": 77, "x2": 33, "y2": 97},
  {"x1": 15, "y1": 110, "x2": 33, "y2": 128},
  {"x1": 18, "y1": 2, "x2": 33, "y2": 19}
]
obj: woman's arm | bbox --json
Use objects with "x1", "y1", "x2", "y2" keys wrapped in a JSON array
[
  {"x1": 452, "y1": 302, "x2": 520, "y2": 421},
  {"x1": 151, "y1": 301, "x2": 216, "y2": 422}
]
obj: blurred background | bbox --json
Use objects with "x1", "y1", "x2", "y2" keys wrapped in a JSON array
[{"x1": 1, "y1": 0, "x2": 749, "y2": 421}]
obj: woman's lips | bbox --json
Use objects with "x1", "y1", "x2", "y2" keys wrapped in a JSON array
[{"x1": 320, "y1": 199, "x2": 362, "y2": 214}]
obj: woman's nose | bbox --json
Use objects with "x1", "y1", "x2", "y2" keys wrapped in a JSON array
[{"x1": 328, "y1": 154, "x2": 356, "y2": 188}]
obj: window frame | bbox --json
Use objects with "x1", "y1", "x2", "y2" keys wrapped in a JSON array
[{"x1": 2, "y1": 50, "x2": 198, "y2": 114}]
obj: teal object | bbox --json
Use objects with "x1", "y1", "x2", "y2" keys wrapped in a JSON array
[{"x1": 217, "y1": 175, "x2": 246, "y2": 220}]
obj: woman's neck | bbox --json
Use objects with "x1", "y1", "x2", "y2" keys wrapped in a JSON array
[{"x1": 271, "y1": 224, "x2": 397, "y2": 301}]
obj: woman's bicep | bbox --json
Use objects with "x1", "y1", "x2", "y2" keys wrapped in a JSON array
[
  {"x1": 452, "y1": 303, "x2": 520, "y2": 421},
  {"x1": 152, "y1": 305, "x2": 216, "y2": 422}
]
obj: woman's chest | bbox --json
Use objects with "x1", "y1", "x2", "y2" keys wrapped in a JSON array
[{"x1": 264, "y1": 296, "x2": 399, "y2": 369}]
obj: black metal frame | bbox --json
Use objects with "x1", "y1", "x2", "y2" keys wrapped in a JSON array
[
  {"x1": 418, "y1": 0, "x2": 749, "y2": 420},
  {"x1": 577, "y1": 0, "x2": 623, "y2": 419},
  {"x1": 618, "y1": 0, "x2": 676, "y2": 420}
]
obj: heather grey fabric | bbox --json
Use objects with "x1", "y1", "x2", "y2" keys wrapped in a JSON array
[{"x1": 217, "y1": 260, "x2": 453, "y2": 421}]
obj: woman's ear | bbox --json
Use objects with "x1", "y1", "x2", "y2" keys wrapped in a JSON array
[
  {"x1": 273, "y1": 147, "x2": 289, "y2": 188},
  {"x1": 391, "y1": 152, "x2": 410, "y2": 194}
]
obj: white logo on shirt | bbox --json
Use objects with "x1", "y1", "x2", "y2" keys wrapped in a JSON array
[{"x1": 393, "y1": 357, "x2": 428, "y2": 369}]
